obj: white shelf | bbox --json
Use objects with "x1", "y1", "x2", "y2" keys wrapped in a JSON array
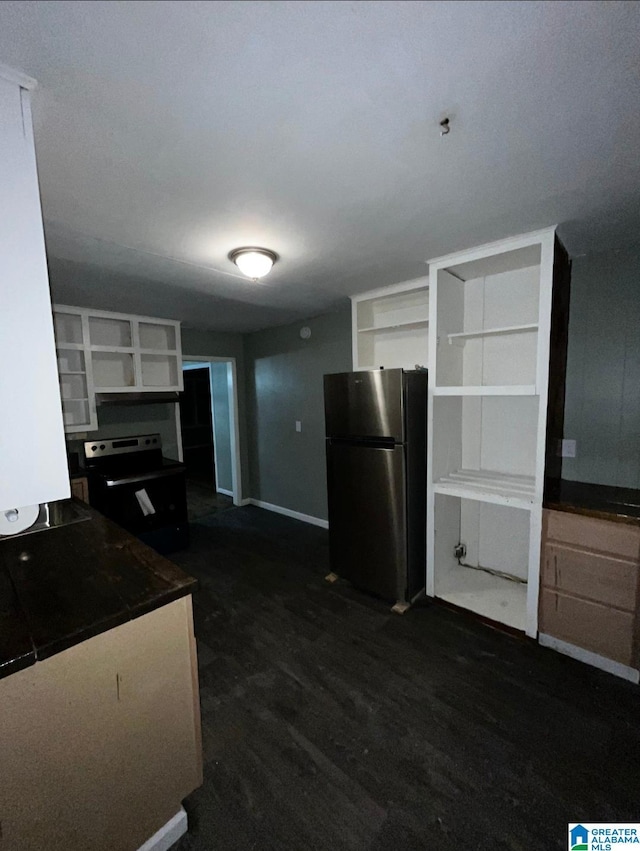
[
  {"x1": 437, "y1": 565, "x2": 527, "y2": 632},
  {"x1": 433, "y1": 385, "x2": 537, "y2": 396},
  {"x1": 90, "y1": 345, "x2": 136, "y2": 353},
  {"x1": 56, "y1": 343, "x2": 85, "y2": 352},
  {"x1": 358, "y1": 319, "x2": 428, "y2": 333},
  {"x1": 433, "y1": 469, "x2": 536, "y2": 509},
  {"x1": 58, "y1": 370, "x2": 85, "y2": 376},
  {"x1": 447, "y1": 323, "x2": 538, "y2": 345}
]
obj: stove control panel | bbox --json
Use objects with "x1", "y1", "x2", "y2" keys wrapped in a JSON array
[{"x1": 83, "y1": 434, "x2": 161, "y2": 459}]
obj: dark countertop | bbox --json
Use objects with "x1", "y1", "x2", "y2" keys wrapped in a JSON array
[
  {"x1": 545, "y1": 479, "x2": 640, "y2": 525},
  {"x1": 0, "y1": 501, "x2": 196, "y2": 680}
]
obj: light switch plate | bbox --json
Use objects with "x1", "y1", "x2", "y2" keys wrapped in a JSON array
[
  {"x1": 561, "y1": 439, "x2": 576, "y2": 458},
  {"x1": 295, "y1": 420, "x2": 302, "y2": 433}
]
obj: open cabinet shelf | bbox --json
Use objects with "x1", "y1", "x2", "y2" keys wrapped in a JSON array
[
  {"x1": 433, "y1": 469, "x2": 536, "y2": 509},
  {"x1": 53, "y1": 305, "x2": 184, "y2": 433},
  {"x1": 351, "y1": 278, "x2": 429, "y2": 371},
  {"x1": 358, "y1": 319, "x2": 429, "y2": 333},
  {"x1": 433, "y1": 385, "x2": 537, "y2": 396},
  {"x1": 437, "y1": 563, "x2": 528, "y2": 632},
  {"x1": 434, "y1": 248, "x2": 540, "y2": 391},
  {"x1": 427, "y1": 228, "x2": 567, "y2": 638},
  {"x1": 447, "y1": 323, "x2": 538, "y2": 345},
  {"x1": 434, "y1": 493, "x2": 530, "y2": 632}
]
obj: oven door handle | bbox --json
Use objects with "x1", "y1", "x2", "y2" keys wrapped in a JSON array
[{"x1": 104, "y1": 470, "x2": 183, "y2": 487}]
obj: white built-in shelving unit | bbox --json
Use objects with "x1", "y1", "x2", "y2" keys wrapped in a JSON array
[
  {"x1": 350, "y1": 277, "x2": 429, "y2": 371},
  {"x1": 53, "y1": 305, "x2": 183, "y2": 433},
  {"x1": 427, "y1": 228, "x2": 558, "y2": 637}
]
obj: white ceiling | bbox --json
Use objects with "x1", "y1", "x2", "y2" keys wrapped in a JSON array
[{"x1": 0, "y1": 0, "x2": 639, "y2": 332}]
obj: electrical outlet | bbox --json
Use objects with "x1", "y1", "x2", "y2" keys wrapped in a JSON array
[
  {"x1": 561, "y1": 439, "x2": 576, "y2": 458},
  {"x1": 454, "y1": 543, "x2": 466, "y2": 560},
  {"x1": 295, "y1": 420, "x2": 302, "y2": 433}
]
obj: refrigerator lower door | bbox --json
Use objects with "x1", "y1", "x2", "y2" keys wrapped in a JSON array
[{"x1": 327, "y1": 441, "x2": 407, "y2": 602}]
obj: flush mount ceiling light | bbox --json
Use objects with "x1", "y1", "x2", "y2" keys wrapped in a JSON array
[{"x1": 228, "y1": 247, "x2": 278, "y2": 280}]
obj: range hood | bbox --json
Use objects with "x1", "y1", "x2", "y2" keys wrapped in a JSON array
[{"x1": 96, "y1": 392, "x2": 180, "y2": 406}]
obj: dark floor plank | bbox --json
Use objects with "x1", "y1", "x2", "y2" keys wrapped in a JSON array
[{"x1": 173, "y1": 506, "x2": 640, "y2": 851}]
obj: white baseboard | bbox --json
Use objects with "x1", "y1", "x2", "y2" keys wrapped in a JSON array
[
  {"x1": 249, "y1": 498, "x2": 329, "y2": 529},
  {"x1": 539, "y1": 633, "x2": 640, "y2": 684},
  {"x1": 239, "y1": 497, "x2": 252, "y2": 507},
  {"x1": 137, "y1": 807, "x2": 188, "y2": 851},
  {"x1": 217, "y1": 487, "x2": 233, "y2": 497}
]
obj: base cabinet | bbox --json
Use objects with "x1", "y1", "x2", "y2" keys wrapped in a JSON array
[
  {"x1": 0, "y1": 596, "x2": 202, "y2": 851},
  {"x1": 540, "y1": 509, "x2": 640, "y2": 670},
  {"x1": 70, "y1": 476, "x2": 89, "y2": 503}
]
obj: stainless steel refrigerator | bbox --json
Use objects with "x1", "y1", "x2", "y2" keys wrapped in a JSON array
[{"x1": 324, "y1": 368, "x2": 428, "y2": 606}]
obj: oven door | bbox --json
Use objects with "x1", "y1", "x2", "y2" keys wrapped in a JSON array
[{"x1": 94, "y1": 470, "x2": 188, "y2": 553}]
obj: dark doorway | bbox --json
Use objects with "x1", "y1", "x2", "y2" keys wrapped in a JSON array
[{"x1": 179, "y1": 366, "x2": 216, "y2": 487}]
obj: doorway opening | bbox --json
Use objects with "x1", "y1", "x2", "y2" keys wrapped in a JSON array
[{"x1": 178, "y1": 357, "x2": 242, "y2": 521}]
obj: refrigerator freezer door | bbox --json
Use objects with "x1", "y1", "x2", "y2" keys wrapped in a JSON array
[
  {"x1": 327, "y1": 441, "x2": 406, "y2": 601},
  {"x1": 324, "y1": 370, "x2": 404, "y2": 441}
]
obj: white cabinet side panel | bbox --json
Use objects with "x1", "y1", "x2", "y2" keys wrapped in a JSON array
[{"x1": 0, "y1": 80, "x2": 69, "y2": 512}]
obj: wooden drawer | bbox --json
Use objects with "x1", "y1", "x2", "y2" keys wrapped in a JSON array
[
  {"x1": 542, "y1": 544, "x2": 639, "y2": 611},
  {"x1": 545, "y1": 509, "x2": 640, "y2": 560},
  {"x1": 70, "y1": 476, "x2": 89, "y2": 503},
  {"x1": 539, "y1": 588, "x2": 636, "y2": 666}
]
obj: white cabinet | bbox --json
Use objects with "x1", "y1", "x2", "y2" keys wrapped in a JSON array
[
  {"x1": 0, "y1": 68, "x2": 70, "y2": 513},
  {"x1": 54, "y1": 307, "x2": 97, "y2": 433},
  {"x1": 53, "y1": 306, "x2": 183, "y2": 433},
  {"x1": 350, "y1": 278, "x2": 429, "y2": 371},
  {"x1": 427, "y1": 228, "x2": 567, "y2": 637}
]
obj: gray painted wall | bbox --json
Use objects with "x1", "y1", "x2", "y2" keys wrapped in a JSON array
[
  {"x1": 210, "y1": 363, "x2": 233, "y2": 492},
  {"x1": 562, "y1": 248, "x2": 640, "y2": 487},
  {"x1": 245, "y1": 306, "x2": 352, "y2": 520},
  {"x1": 181, "y1": 328, "x2": 250, "y2": 498},
  {"x1": 66, "y1": 402, "x2": 179, "y2": 460}
]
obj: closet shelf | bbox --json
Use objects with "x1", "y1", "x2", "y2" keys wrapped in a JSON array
[
  {"x1": 358, "y1": 318, "x2": 429, "y2": 333},
  {"x1": 447, "y1": 323, "x2": 538, "y2": 345},
  {"x1": 433, "y1": 469, "x2": 536, "y2": 509}
]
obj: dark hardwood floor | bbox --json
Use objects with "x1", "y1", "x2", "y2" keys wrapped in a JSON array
[
  {"x1": 186, "y1": 480, "x2": 234, "y2": 522},
  {"x1": 172, "y1": 507, "x2": 640, "y2": 851}
]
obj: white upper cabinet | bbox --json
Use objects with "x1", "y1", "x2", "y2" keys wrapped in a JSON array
[
  {"x1": 54, "y1": 307, "x2": 97, "y2": 433},
  {"x1": 350, "y1": 278, "x2": 429, "y2": 371},
  {"x1": 0, "y1": 69, "x2": 70, "y2": 513},
  {"x1": 53, "y1": 306, "x2": 183, "y2": 432}
]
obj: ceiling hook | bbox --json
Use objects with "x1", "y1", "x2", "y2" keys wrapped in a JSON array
[{"x1": 440, "y1": 117, "x2": 450, "y2": 136}]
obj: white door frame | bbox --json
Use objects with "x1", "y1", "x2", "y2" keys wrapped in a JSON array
[{"x1": 177, "y1": 355, "x2": 242, "y2": 506}]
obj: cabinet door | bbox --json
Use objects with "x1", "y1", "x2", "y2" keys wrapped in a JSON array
[
  {"x1": 546, "y1": 510, "x2": 640, "y2": 560},
  {"x1": 70, "y1": 478, "x2": 89, "y2": 503},
  {"x1": 0, "y1": 78, "x2": 69, "y2": 512},
  {"x1": 539, "y1": 588, "x2": 635, "y2": 666},
  {"x1": 542, "y1": 543, "x2": 639, "y2": 611}
]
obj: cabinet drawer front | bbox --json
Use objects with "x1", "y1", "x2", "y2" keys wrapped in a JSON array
[
  {"x1": 545, "y1": 510, "x2": 640, "y2": 560},
  {"x1": 542, "y1": 544, "x2": 639, "y2": 611},
  {"x1": 539, "y1": 589, "x2": 635, "y2": 666},
  {"x1": 70, "y1": 478, "x2": 89, "y2": 503}
]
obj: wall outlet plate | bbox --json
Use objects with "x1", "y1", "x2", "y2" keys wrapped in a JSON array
[
  {"x1": 454, "y1": 543, "x2": 466, "y2": 560},
  {"x1": 561, "y1": 439, "x2": 577, "y2": 458}
]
